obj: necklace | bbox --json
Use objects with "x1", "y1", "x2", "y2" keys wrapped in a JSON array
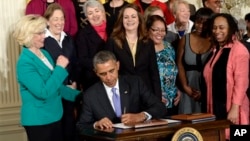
[
  {"x1": 30, "y1": 48, "x2": 44, "y2": 59},
  {"x1": 37, "y1": 50, "x2": 45, "y2": 59}
]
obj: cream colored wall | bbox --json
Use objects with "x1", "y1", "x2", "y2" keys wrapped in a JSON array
[{"x1": 0, "y1": 0, "x2": 27, "y2": 141}]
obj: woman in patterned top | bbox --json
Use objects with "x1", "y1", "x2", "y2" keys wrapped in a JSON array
[{"x1": 146, "y1": 15, "x2": 179, "y2": 116}]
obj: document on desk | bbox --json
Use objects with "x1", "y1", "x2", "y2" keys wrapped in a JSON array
[
  {"x1": 161, "y1": 119, "x2": 181, "y2": 124},
  {"x1": 113, "y1": 119, "x2": 178, "y2": 129}
]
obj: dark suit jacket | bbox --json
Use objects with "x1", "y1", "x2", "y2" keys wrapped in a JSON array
[
  {"x1": 105, "y1": 38, "x2": 162, "y2": 99},
  {"x1": 75, "y1": 23, "x2": 105, "y2": 89},
  {"x1": 44, "y1": 35, "x2": 79, "y2": 85},
  {"x1": 76, "y1": 75, "x2": 167, "y2": 130}
]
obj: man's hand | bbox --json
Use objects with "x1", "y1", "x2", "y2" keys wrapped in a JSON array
[
  {"x1": 94, "y1": 117, "x2": 113, "y2": 129},
  {"x1": 121, "y1": 112, "x2": 146, "y2": 124}
]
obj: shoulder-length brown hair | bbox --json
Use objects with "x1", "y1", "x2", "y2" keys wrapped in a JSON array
[
  {"x1": 44, "y1": 3, "x2": 65, "y2": 20},
  {"x1": 110, "y1": 4, "x2": 148, "y2": 48}
]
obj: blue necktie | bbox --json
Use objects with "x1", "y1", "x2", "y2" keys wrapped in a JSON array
[{"x1": 111, "y1": 88, "x2": 122, "y2": 117}]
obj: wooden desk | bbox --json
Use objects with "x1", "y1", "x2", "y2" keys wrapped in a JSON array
[{"x1": 79, "y1": 120, "x2": 231, "y2": 141}]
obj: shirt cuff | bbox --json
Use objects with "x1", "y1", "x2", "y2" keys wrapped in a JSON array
[
  {"x1": 143, "y1": 112, "x2": 152, "y2": 121},
  {"x1": 93, "y1": 121, "x2": 97, "y2": 128}
]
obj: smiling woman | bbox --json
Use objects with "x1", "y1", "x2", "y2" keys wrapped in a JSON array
[
  {"x1": 43, "y1": 3, "x2": 81, "y2": 141},
  {"x1": 105, "y1": 4, "x2": 162, "y2": 100},
  {"x1": 146, "y1": 15, "x2": 179, "y2": 116},
  {"x1": 203, "y1": 13, "x2": 249, "y2": 140},
  {"x1": 75, "y1": 0, "x2": 107, "y2": 91},
  {"x1": 176, "y1": 7, "x2": 214, "y2": 115},
  {"x1": 13, "y1": 14, "x2": 80, "y2": 141}
]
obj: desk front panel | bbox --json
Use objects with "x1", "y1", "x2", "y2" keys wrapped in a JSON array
[{"x1": 79, "y1": 120, "x2": 231, "y2": 141}]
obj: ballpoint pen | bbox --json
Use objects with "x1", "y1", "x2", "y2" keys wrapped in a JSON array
[{"x1": 123, "y1": 107, "x2": 126, "y2": 114}]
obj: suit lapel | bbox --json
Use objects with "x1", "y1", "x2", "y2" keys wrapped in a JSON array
[
  {"x1": 118, "y1": 76, "x2": 130, "y2": 114},
  {"x1": 95, "y1": 83, "x2": 117, "y2": 117},
  {"x1": 135, "y1": 40, "x2": 142, "y2": 62},
  {"x1": 86, "y1": 24, "x2": 104, "y2": 43},
  {"x1": 22, "y1": 48, "x2": 52, "y2": 71},
  {"x1": 123, "y1": 40, "x2": 137, "y2": 69},
  {"x1": 41, "y1": 49, "x2": 55, "y2": 66},
  {"x1": 123, "y1": 40, "x2": 132, "y2": 56}
]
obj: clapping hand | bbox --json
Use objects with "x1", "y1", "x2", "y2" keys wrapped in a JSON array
[
  {"x1": 56, "y1": 55, "x2": 69, "y2": 68},
  {"x1": 67, "y1": 81, "x2": 77, "y2": 89}
]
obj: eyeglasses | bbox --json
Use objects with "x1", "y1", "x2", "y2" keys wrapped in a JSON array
[{"x1": 150, "y1": 28, "x2": 166, "y2": 33}]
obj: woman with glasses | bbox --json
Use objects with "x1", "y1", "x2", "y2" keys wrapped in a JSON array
[
  {"x1": 13, "y1": 14, "x2": 80, "y2": 141},
  {"x1": 146, "y1": 15, "x2": 179, "y2": 116},
  {"x1": 105, "y1": 4, "x2": 162, "y2": 99},
  {"x1": 144, "y1": 6, "x2": 179, "y2": 45}
]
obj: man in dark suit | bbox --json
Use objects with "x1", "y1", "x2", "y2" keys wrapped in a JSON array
[{"x1": 76, "y1": 51, "x2": 167, "y2": 130}]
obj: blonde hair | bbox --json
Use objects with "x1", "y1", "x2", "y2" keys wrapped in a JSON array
[
  {"x1": 172, "y1": 0, "x2": 190, "y2": 15},
  {"x1": 144, "y1": 6, "x2": 163, "y2": 22},
  {"x1": 13, "y1": 14, "x2": 47, "y2": 47}
]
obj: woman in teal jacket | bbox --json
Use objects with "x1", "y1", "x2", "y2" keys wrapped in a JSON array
[{"x1": 13, "y1": 14, "x2": 80, "y2": 141}]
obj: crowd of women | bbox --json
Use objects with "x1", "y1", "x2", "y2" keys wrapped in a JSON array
[{"x1": 13, "y1": 0, "x2": 249, "y2": 141}]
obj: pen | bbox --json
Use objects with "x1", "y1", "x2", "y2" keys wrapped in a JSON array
[{"x1": 123, "y1": 107, "x2": 126, "y2": 114}]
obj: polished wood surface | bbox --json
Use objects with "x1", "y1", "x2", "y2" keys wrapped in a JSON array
[{"x1": 79, "y1": 120, "x2": 231, "y2": 141}]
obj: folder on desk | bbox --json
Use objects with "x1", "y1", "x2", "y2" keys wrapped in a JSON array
[
  {"x1": 113, "y1": 119, "x2": 168, "y2": 129},
  {"x1": 171, "y1": 113, "x2": 216, "y2": 123}
]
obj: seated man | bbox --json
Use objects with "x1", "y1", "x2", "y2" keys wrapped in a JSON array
[{"x1": 76, "y1": 51, "x2": 167, "y2": 130}]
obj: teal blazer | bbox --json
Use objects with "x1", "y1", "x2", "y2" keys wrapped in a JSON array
[{"x1": 16, "y1": 47, "x2": 80, "y2": 126}]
